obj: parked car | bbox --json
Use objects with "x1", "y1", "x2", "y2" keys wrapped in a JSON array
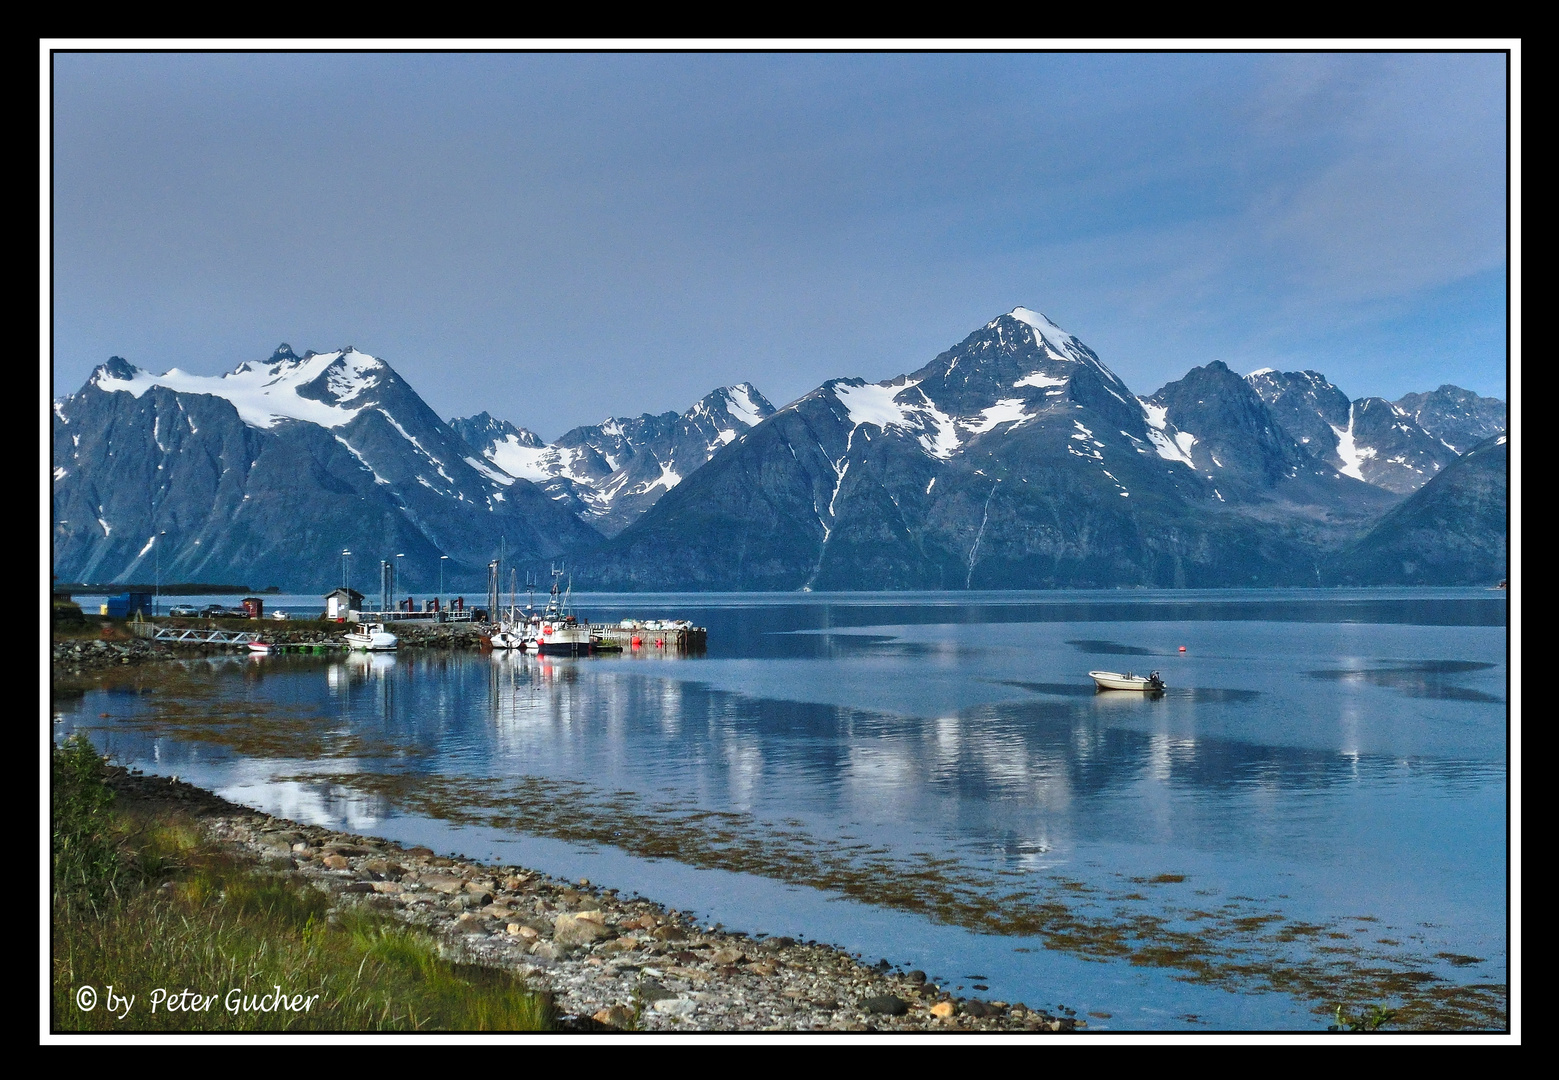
[
  {"x1": 201, "y1": 604, "x2": 247, "y2": 619},
  {"x1": 167, "y1": 604, "x2": 198, "y2": 617}
]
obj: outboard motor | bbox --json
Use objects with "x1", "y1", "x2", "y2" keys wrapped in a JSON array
[{"x1": 1148, "y1": 670, "x2": 1164, "y2": 691}]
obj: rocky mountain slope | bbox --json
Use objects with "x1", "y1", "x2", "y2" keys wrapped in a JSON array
[
  {"x1": 1246, "y1": 369, "x2": 1462, "y2": 494},
  {"x1": 452, "y1": 384, "x2": 775, "y2": 536}
]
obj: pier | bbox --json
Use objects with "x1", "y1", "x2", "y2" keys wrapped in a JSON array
[{"x1": 133, "y1": 622, "x2": 261, "y2": 646}]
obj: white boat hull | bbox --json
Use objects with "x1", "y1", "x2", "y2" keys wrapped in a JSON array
[
  {"x1": 490, "y1": 629, "x2": 525, "y2": 650},
  {"x1": 1089, "y1": 670, "x2": 1164, "y2": 691},
  {"x1": 345, "y1": 623, "x2": 398, "y2": 651}
]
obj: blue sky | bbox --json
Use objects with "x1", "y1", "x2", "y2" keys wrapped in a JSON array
[{"x1": 51, "y1": 51, "x2": 1509, "y2": 439}]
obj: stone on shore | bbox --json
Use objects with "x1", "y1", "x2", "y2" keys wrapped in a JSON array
[
  {"x1": 554, "y1": 910, "x2": 613, "y2": 946},
  {"x1": 593, "y1": 1005, "x2": 635, "y2": 1027}
]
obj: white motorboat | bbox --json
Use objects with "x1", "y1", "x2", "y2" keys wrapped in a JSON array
[
  {"x1": 1089, "y1": 669, "x2": 1165, "y2": 692},
  {"x1": 490, "y1": 626, "x2": 525, "y2": 650},
  {"x1": 344, "y1": 622, "x2": 398, "y2": 651}
]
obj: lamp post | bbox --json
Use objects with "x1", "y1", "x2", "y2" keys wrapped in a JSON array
[
  {"x1": 154, "y1": 530, "x2": 166, "y2": 617},
  {"x1": 395, "y1": 553, "x2": 405, "y2": 612},
  {"x1": 439, "y1": 555, "x2": 449, "y2": 609},
  {"x1": 342, "y1": 549, "x2": 351, "y2": 590}
]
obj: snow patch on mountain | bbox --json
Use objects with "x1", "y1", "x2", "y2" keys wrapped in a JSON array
[
  {"x1": 484, "y1": 437, "x2": 553, "y2": 483},
  {"x1": 968, "y1": 398, "x2": 1034, "y2": 434},
  {"x1": 91, "y1": 349, "x2": 386, "y2": 430},
  {"x1": 725, "y1": 383, "x2": 766, "y2": 426},
  {"x1": 1014, "y1": 371, "x2": 1068, "y2": 389},
  {"x1": 835, "y1": 380, "x2": 914, "y2": 430},
  {"x1": 1139, "y1": 400, "x2": 1196, "y2": 466},
  {"x1": 1331, "y1": 405, "x2": 1374, "y2": 481}
]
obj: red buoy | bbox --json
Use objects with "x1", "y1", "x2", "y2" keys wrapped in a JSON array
[{"x1": 1179, "y1": 646, "x2": 1187, "y2": 652}]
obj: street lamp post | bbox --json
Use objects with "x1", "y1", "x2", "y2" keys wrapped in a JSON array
[
  {"x1": 439, "y1": 555, "x2": 449, "y2": 609},
  {"x1": 395, "y1": 553, "x2": 405, "y2": 612},
  {"x1": 342, "y1": 549, "x2": 351, "y2": 590},
  {"x1": 154, "y1": 530, "x2": 166, "y2": 617}
]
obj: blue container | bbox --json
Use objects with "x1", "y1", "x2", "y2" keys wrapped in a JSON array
[{"x1": 103, "y1": 592, "x2": 152, "y2": 619}]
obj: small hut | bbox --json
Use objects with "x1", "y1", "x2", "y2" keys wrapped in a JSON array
[{"x1": 324, "y1": 587, "x2": 364, "y2": 621}]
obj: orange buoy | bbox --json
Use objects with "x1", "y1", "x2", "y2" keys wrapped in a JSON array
[
  {"x1": 631, "y1": 636, "x2": 641, "y2": 647},
  {"x1": 1179, "y1": 646, "x2": 1187, "y2": 652}
]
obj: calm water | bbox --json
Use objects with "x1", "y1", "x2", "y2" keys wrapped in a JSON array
[{"x1": 55, "y1": 589, "x2": 1509, "y2": 1030}]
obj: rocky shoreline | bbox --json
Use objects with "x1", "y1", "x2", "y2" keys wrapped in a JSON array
[{"x1": 104, "y1": 766, "x2": 1084, "y2": 1034}]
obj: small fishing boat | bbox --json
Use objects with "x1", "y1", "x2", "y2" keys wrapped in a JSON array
[
  {"x1": 527, "y1": 566, "x2": 594, "y2": 656},
  {"x1": 344, "y1": 622, "x2": 398, "y2": 651},
  {"x1": 1089, "y1": 670, "x2": 1165, "y2": 692},
  {"x1": 247, "y1": 641, "x2": 273, "y2": 654}
]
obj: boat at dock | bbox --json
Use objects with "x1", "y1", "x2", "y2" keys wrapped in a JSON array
[
  {"x1": 1089, "y1": 670, "x2": 1164, "y2": 692},
  {"x1": 344, "y1": 622, "x2": 399, "y2": 651},
  {"x1": 526, "y1": 567, "x2": 595, "y2": 656}
]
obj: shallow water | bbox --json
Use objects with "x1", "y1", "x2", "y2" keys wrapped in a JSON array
[{"x1": 55, "y1": 588, "x2": 1509, "y2": 1030}]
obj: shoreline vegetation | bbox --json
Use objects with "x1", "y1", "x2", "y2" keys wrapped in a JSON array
[{"x1": 50, "y1": 625, "x2": 1506, "y2": 1033}]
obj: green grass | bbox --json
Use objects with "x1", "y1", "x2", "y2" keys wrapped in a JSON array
[{"x1": 51, "y1": 736, "x2": 555, "y2": 1032}]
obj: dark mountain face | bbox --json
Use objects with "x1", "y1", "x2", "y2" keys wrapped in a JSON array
[
  {"x1": 1246, "y1": 369, "x2": 1352, "y2": 465},
  {"x1": 1329, "y1": 434, "x2": 1508, "y2": 585},
  {"x1": 1148, "y1": 361, "x2": 1317, "y2": 491},
  {"x1": 1394, "y1": 385, "x2": 1508, "y2": 454},
  {"x1": 567, "y1": 310, "x2": 1394, "y2": 591},
  {"x1": 52, "y1": 348, "x2": 601, "y2": 592},
  {"x1": 454, "y1": 383, "x2": 775, "y2": 537}
]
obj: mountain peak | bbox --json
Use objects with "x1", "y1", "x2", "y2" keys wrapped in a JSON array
[{"x1": 96, "y1": 356, "x2": 139, "y2": 383}]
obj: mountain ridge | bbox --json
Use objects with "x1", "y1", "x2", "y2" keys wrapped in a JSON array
[{"x1": 52, "y1": 314, "x2": 1508, "y2": 591}]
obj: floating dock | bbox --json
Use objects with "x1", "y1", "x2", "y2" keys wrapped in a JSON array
[{"x1": 591, "y1": 621, "x2": 706, "y2": 653}]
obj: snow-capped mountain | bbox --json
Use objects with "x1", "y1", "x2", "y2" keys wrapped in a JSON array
[
  {"x1": 52, "y1": 345, "x2": 601, "y2": 590},
  {"x1": 1246, "y1": 369, "x2": 1460, "y2": 494},
  {"x1": 52, "y1": 318, "x2": 1507, "y2": 593},
  {"x1": 452, "y1": 383, "x2": 775, "y2": 536},
  {"x1": 568, "y1": 309, "x2": 1396, "y2": 591}
]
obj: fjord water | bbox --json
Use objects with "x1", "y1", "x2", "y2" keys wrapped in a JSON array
[{"x1": 57, "y1": 589, "x2": 1508, "y2": 1030}]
